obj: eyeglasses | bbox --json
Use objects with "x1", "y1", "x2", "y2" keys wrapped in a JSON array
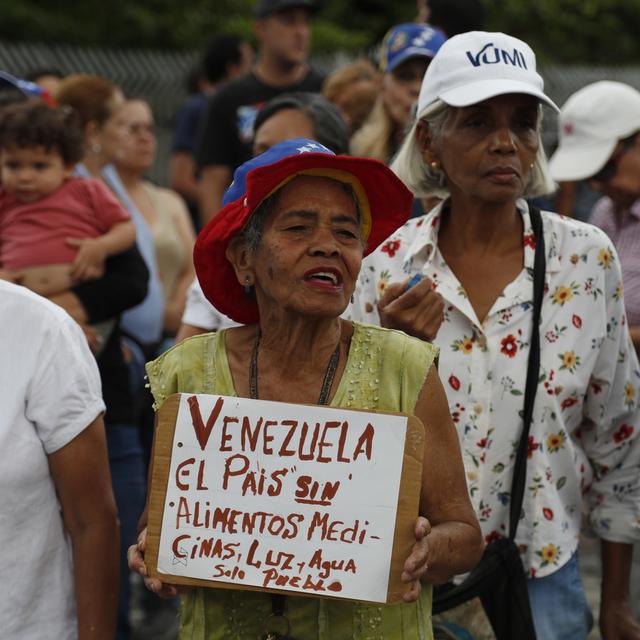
[{"x1": 591, "y1": 134, "x2": 637, "y2": 183}]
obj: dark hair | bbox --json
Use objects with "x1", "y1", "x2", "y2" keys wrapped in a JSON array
[
  {"x1": 0, "y1": 99, "x2": 84, "y2": 165},
  {"x1": 0, "y1": 87, "x2": 27, "y2": 110},
  {"x1": 185, "y1": 64, "x2": 205, "y2": 94},
  {"x1": 428, "y1": 0, "x2": 484, "y2": 36},
  {"x1": 203, "y1": 34, "x2": 248, "y2": 84},
  {"x1": 254, "y1": 92, "x2": 350, "y2": 155}
]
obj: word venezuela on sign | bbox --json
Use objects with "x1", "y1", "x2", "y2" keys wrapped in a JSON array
[{"x1": 146, "y1": 393, "x2": 424, "y2": 603}]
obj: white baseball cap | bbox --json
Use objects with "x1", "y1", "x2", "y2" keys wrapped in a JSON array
[
  {"x1": 417, "y1": 30, "x2": 558, "y2": 117},
  {"x1": 548, "y1": 81, "x2": 640, "y2": 182}
]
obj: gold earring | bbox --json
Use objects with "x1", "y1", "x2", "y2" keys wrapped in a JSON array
[
  {"x1": 243, "y1": 276, "x2": 253, "y2": 296},
  {"x1": 430, "y1": 161, "x2": 439, "y2": 172}
]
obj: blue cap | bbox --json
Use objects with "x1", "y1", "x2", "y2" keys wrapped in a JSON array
[
  {"x1": 0, "y1": 71, "x2": 50, "y2": 100},
  {"x1": 223, "y1": 138, "x2": 334, "y2": 205},
  {"x1": 379, "y1": 23, "x2": 447, "y2": 73}
]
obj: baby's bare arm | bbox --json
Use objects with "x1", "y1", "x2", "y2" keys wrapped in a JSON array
[
  {"x1": 68, "y1": 220, "x2": 137, "y2": 282},
  {"x1": 96, "y1": 219, "x2": 137, "y2": 257}
]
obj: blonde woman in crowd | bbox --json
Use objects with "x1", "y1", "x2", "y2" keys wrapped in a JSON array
[
  {"x1": 351, "y1": 23, "x2": 445, "y2": 164},
  {"x1": 322, "y1": 58, "x2": 380, "y2": 134}
]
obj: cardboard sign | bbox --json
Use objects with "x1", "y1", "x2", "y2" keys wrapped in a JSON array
[{"x1": 146, "y1": 393, "x2": 424, "y2": 603}]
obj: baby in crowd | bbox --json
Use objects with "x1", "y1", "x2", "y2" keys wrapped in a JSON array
[{"x1": 0, "y1": 100, "x2": 135, "y2": 348}]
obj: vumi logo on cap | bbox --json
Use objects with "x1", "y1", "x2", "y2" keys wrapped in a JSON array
[{"x1": 466, "y1": 42, "x2": 528, "y2": 69}]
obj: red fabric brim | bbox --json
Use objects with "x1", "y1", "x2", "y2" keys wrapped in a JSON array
[{"x1": 193, "y1": 153, "x2": 413, "y2": 324}]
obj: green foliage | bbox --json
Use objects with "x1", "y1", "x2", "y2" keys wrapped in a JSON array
[
  {"x1": 484, "y1": 0, "x2": 640, "y2": 64},
  {"x1": 1, "y1": 0, "x2": 640, "y2": 64},
  {"x1": 0, "y1": 0, "x2": 415, "y2": 53}
]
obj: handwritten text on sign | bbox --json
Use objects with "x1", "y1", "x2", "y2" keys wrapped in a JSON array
[{"x1": 157, "y1": 394, "x2": 408, "y2": 602}]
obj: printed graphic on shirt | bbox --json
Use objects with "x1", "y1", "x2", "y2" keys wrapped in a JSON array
[{"x1": 236, "y1": 103, "x2": 263, "y2": 144}]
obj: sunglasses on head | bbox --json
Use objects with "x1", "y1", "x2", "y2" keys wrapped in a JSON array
[{"x1": 591, "y1": 134, "x2": 637, "y2": 183}]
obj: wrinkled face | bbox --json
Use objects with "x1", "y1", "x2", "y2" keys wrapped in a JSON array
[
  {"x1": 110, "y1": 100, "x2": 157, "y2": 173},
  {"x1": 421, "y1": 93, "x2": 540, "y2": 205},
  {"x1": 257, "y1": 8, "x2": 311, "y2": 67},
  {"x1": 590, "y1": 134, "x2": 640, "y2": 208},
  {"x1": 235, "y1": 176, "x2": 365, "y2": 319},
  {"x1": 253, "y1": 108, "x2": 316, "y2": 156},
  {"x1": 382, "y1": 57, "x2": 429, "y2": 129},
  {"x1": 1, "y1": 145, "x2": 70, "y2": 202}
]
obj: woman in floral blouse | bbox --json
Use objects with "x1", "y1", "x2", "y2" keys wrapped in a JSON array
[{"x1": 350, "y1": 31, "x2": 640, "y2": 640}]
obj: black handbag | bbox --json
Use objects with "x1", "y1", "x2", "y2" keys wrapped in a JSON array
[{"x1": 432, "y1": 206, "x2": 546, "y2": 640}]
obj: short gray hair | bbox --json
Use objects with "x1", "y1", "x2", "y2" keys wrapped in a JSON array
[
  {"x1": 391, "y1": 99, "x2": 556, "y2": 199},
  {"x1": 239, "y1": 178, "x2": 364, "y2": 253}
]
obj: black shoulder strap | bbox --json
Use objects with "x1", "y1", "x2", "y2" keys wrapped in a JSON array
[{"x1": 508, "y1": 205, "x2": 546, "y2": 540}]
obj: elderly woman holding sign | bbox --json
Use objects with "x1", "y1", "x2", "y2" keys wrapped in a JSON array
[{"x1": 129, "y1": 138, "x2": 482, "y2": 638}]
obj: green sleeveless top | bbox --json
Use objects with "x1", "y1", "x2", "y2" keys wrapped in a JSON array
[{"x1": 146, "y1": 322, "x2": 438, "y2": 640}]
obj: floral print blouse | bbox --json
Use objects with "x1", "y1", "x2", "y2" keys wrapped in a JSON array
[{"x1": 348, "y1": 199, "x2": 640, "y2": 578}]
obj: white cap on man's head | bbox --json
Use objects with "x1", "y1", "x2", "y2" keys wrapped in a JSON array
[
  {"x1": 548, "y1": 81, "x2": 640, "y2": 182},
  {"x1": 417, "y1": 30, "x2": 558, "y2": 118}
]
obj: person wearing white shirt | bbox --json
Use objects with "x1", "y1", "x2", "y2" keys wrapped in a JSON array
[{"x1": 0, "y1": 280, "x2": 118, "y2": 639}]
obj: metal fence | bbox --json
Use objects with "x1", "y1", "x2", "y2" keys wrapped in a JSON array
[
  {"x1": 0, "y1": 39, "x2": 198, "y2": 184},
  {"x1": 2, "y1": 38, "x2": 640, "y2": 183}
]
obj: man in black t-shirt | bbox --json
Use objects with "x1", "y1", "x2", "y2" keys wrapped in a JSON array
[{"x1": 195, "y1": 0, "x2": 324, "y2": 223}]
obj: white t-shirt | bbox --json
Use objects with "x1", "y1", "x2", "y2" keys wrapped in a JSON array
[
  {"x1": 0, "y1": 281, "x2": 105, "y2": 639},
  {"x1": 181, "y1": 278, "x2": 239, "y2": 330}
]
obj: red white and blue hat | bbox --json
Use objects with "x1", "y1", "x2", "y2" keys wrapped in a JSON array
[
  {"x1": 379, "y1": 23, "x2": 447, "y2": 73},
  {"x1": 194, "y1": 138, "x2": 413, "y2": 324}
]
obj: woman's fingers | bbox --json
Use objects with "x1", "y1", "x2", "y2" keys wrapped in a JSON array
[
  {"x1": 144, "y1": 577, "x2": 179, "y2": 599},
  {"x1": 401, "y1": 517, "x2": 431, "y2": 602},
  {"x1": 402, "y1": 578, "x2": 422, "y2": 603},
  {"x1": 128, "y1": 528, "x2": 185, "y2": 599},
  {"x1": 127, "y1": 542, "x2": 178, "y2": 599},
  {"x1": 415, "y1": 516, "x2": 432, "y2": 540},
  {"x1": 402, "y1": 517, "x2": 431, "y2": 584},
  {"x1": 128, "y1": 530, "x2": 150, "y2": 579},
  {"x1": 379, "y1": 279, "x2": 444, "y2": 341},
  {"x1": 127, "y1": 542, "x2": 148, "y2": 576}
]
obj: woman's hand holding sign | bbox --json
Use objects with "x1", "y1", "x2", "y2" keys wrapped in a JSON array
[
  {"x1": 128, "y1": 528, "x2": 189, "y2": 599},
  {"x1": 401, "y1": 516, "x2": 432, "y2": 603}
]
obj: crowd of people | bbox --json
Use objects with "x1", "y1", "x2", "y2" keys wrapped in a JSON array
[{"x1": 0, "y1": 0, "x2": 639, "y2": 639}]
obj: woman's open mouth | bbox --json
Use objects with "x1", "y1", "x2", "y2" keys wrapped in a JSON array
[{"x1": 303, "y1": 267, "x2": 343, "y2": 291}]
